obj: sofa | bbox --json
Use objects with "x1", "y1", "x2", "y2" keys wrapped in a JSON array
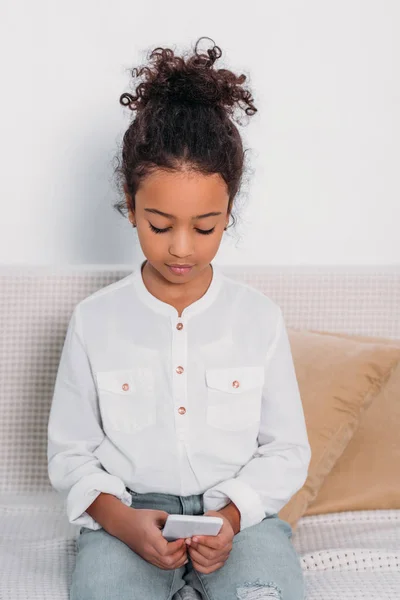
[{"x1": 0, "y1": 262, "x2": 399, "y2": 600}]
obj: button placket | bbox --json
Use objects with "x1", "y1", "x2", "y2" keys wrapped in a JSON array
[{"x1": 171, "y1": 317, "x2": 187, "y2": 440}]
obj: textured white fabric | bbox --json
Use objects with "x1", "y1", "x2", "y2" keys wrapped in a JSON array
[
  {"x1": 1, "y1": 264, "x2": 399, "y2": 599},
  {"x1": 294, "y1": 510, "x2": 400, "y2": 600},
  {"x1": 293, "y1": 510, "x2": 400, "y2": 571},
  {"x1": 302, "y1": 572, "x2": 400, "y2": 600},
  {"x1": 47, "y1": 259, "x2": 311, "y2": 532}
]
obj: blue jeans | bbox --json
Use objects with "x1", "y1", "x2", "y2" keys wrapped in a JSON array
[{"x1": 70, "y1": 488, "x2": 305, "y2": 600}]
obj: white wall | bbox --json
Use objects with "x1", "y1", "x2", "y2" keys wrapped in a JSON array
[{"x1": 1, "y1": 0, "x2": 399, "y2": 266}]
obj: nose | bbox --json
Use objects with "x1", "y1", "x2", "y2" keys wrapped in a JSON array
[{"x1": 168, "y1": 229, "x2": 195, "y2": 258}]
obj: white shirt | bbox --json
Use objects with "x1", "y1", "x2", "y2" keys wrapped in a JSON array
[{"x1": 47, "y1": 260, "x2": 311, "y2": 532}]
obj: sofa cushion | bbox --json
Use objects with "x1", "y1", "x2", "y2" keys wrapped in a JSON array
[
  {"x1": 305, "y1": 331, "x2": 400, "y2": 515},
  {"x1": 277, "y1": 329, "x2": 400, "y2": 531}
]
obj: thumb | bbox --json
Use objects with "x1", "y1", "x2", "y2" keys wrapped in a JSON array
[{"x1": 154, "y1": 510, "x2": 169, "y2": 526}]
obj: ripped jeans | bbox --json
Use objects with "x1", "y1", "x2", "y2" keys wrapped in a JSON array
[{"x1": 70, "y1": 488, "x2": 305, "y2": 600}]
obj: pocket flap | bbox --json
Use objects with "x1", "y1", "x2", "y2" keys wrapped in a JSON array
[
  {"x1": 205, "y1": 366, "x2": 265, "y2": 392},
  {"x1": 95, "y1": 369, "x2": 136, "y2": 394}
]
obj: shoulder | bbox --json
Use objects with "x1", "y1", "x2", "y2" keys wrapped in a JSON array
[
  {"x1": 73, "y1": 271, "x2": 135, "y2": 317},
  {"x1": 219, "y1": 269, "x2": 282, "y2": 323}
]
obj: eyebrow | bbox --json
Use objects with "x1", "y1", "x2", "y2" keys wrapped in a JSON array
[{"x1": 144, "y1": 208, "x2": 222, "y2": 220}]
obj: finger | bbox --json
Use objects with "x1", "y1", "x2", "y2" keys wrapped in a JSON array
[
  {"x1": 153, "y1": 545, "x2": 185, "y2": 567},
  {"x1": 193, "y1": 560, "x2": 225, "y2": 575},
  {"x1": 188, "y1": 542, "x2": 214, "y2": 560},
  {"x1": 156, "y1": 537, "x2": 185, "y2": 556},
  {"x1": 189, "y1": 544, "x2": 230, "y2": 564},
  {"x1": 162, "y1": 548, "x2": 189, "y2": 570},
  {"x1": 175, "y1": 553, "x2": 190, "y2": 569},
  {"x1": 190, "y1": 540, "x2": 229, "y2": 559},
  {"x1": 190, "y1": 535, "x2": 224, "y2": 550},
  {"x1": 188, "y1": 546, "x2": 216, "y2": 567},
  {"x1": 163, "y1": 546, "x2": 188, "y2": 567},
  {"x1": 169, "y1": 548, "x2": 188, "y2": 562},
  {"x1": 151, "y1": 556, "x2": 168, "y2": 570},
  {"x1": 166, "y1": 537, "x2": 186, "y2": 552}
]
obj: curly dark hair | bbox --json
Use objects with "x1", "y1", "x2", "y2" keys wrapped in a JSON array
[{"x1": 112, "y1": 36, "x2": 257, "y2": 236}]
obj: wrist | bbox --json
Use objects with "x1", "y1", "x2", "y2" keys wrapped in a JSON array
[{"x1": 219, "y1": 501, "x2": 241, "y2": 535}]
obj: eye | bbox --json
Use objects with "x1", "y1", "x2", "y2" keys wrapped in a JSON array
[
  {"x1": 148, "y1": 223, "x2": 169, "y2": 234},
  {"x1": 148, "y1": 223, "x2": 216, "y2": 235},
  {"x1": 196, "y1": 227, "x2": 215, "y2": 235}
]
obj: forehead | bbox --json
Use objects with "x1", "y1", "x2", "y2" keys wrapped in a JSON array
[{"x1": 136, "y1": 169, "x2": 228, "y2": 217}]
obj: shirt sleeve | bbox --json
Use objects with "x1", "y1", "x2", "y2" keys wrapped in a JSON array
[
  {"x1": 47, "y1": 304, "x2": 132, "y2": 530},
  {"x1": 202, "y1": 306, "x2": 312, "y2": 531}
]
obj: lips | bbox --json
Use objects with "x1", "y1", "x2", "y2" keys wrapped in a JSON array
[{"x1": 167, "y1": 264, "x2": 194, "y2": 275}]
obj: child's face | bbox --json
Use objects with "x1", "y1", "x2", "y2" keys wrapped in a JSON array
[{"x1": 126, "y1": 168, "x2": 230, "y2": 284}]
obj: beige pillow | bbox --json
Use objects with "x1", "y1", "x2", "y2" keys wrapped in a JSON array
[
  {"x1": 277, "y1": 329, "x2": 400, "y2": 532},
  {"x1": 305, "y1": 331, "x2": 400, "y2": 516}
]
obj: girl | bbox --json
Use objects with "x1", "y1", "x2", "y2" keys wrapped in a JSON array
[{"x1": 47, "y1": 36, "x2": 311, "y2": 600}]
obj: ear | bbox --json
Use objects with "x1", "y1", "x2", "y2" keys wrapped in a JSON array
[{"x1": 124, "y1": 187, "x2": 134, "y2": 214}]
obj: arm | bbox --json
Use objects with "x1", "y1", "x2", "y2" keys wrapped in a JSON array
[
  {"x1": 85, "y1": 492, "x2": 134, "y2": 534},
  {"x1": 47, "y1": 305, "x2": 132, "y2": 530},
  {"x1": 203, "y1": 306, "x2": 312, "y2": 531}
]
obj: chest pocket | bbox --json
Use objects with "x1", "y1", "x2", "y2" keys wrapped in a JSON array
[
  {"x1": 95, "y1": 368, "x2": 156, "y2": 434},
  {"x1": 205, "y1": 366, "x2": 265, "y2": 431}
]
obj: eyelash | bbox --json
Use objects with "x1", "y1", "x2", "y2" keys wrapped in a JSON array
[{"x1": 148, "y1": 223, "x2": 216, "y2": 235}]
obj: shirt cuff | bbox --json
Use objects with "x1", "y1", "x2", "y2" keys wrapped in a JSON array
[
  {"x1": 203, "y1": 478, "x2": 267, "y2": 531},
  {"x1": 66, "y1": 472, "x2": 132, "y2": 530}
]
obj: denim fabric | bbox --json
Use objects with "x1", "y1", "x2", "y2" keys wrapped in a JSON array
[{"x1": 70, "y1": 489, "x2": 305, "y2": 600}]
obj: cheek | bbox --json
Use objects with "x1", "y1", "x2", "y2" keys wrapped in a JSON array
[
  {"x1": 206, "y1": 231, "x2": 225, "y2": 253},
  {"x1": 137, "y1": 230, "x2": 164, "y2": 256}
]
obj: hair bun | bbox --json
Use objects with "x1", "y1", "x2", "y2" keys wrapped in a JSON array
[{"x1": 120, "y1": 36, "x2": 256, "y2": 119}]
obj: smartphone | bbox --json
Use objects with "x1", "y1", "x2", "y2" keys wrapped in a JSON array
[{"x1": 161, "y1": 514, "x2": 223, "y2": 542}]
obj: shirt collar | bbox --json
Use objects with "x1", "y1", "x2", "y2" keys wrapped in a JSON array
[{"x1": 132, "y1": 259, "x2": 223, "y2": 319}]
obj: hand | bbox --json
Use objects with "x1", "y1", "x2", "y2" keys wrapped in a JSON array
[
  {"x1": 113, "y1": 508, "x2": 188, "y2": 571},
  {"x1": 185, "y1": 510, "x2": 234, "y2": 574}
]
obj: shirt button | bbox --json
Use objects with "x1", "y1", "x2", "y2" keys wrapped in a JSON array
[
  {"x1": 176, "y1": 366, "x2": 184, "y2": 374},
  {"x1": 178, "y1": 406, "x2": 186, "y2": 415},
  {"x1": 122, "y1": 383, "x2": 130, "y2": 391},
  {"x1": 176, "y1": 322, "x2": 183, "y2": 330},
  {"x1": 232, "y1": 380, "x2": 240, "y2": 388}
]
